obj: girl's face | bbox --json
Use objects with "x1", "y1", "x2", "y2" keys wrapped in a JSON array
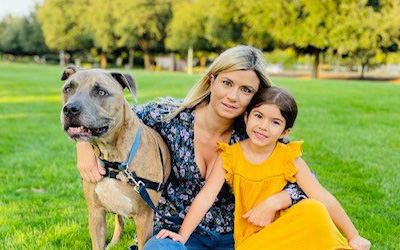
[
  {"x1": 244, "y1": 104, "x2": 289, "y2": 147},
  {"x1": 209, "y1": 70, "x2": 260, "y2": 119}
]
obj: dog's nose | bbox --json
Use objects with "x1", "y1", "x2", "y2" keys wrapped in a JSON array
[{"x1": 63, "y1": 102, "x2": 82, "y2": 117}]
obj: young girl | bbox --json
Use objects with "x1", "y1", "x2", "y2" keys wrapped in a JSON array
[{"x1": 157, "y1": 86, "x2": 371, "y2": 250}]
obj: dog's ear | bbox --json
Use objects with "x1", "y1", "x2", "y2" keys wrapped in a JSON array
[
  {"x1": 110, "y1": 72, "x2": 137, "y2": 101},
  {"x1": 61, "y1": 66, "x2": 82, "y2": 80}
]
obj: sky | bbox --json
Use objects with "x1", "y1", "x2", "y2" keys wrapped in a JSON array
[{"x1": 0, "y1": 0, "x2": 44, "y2": 19}]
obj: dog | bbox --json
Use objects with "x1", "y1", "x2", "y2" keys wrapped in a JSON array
[{"x1": 60, "y1": 66, "x2": 171, "y2": 250}]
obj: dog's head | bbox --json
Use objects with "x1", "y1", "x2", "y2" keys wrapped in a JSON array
[{"x1": 60, "y1": 66, "x2": 137, "y2": 142}]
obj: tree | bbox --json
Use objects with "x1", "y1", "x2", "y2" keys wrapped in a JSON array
[
  {"x1": 166, "y1": 0, "x2": 211, "y2": 73},
  {"x1": 242, "y1": 0, "x2": 355, "y2": 78},
  {"x1": 329, "y1": 0, "x2": 400, "y2": 78},
  {"x1": 113, "y1": 0, "x2": 173, "y2": 70},
  {"x1": 37, "y1": 0, "x2": 91, "y2": 65},
  {"x1": 85, "y1": 0, "x2": 119, "y2": 68}
]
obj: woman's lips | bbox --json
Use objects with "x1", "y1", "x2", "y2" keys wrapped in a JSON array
[{"x1": 222, "y1": 103, "x2": 237, "y2": 110}]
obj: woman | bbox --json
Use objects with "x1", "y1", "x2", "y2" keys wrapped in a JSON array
[{"x1": 76, "y1": 46, "x2": 306, "y2": 249}]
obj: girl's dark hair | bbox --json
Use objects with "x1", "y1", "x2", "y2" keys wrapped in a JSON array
[{"x1": 246, "y1": 86, "x2": 298, "y2": 130}]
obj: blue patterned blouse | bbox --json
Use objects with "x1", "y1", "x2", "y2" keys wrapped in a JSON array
[{"x1": 133, "y1": 99, "x2": 306, "y2": 234}]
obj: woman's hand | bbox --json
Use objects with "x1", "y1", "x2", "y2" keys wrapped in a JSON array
[
  {"x1": 348, "y1": 235, "x2": 371, "y2": 250},
  {"x1": 76, "y1": 142, "x2": 105, "y2": 182},
  {"x1": 156, "y1": 229, "x2": 186, "y2": 244},
  {"x1": 242, "y1": 197, "x2": 280, "y2": 227}
]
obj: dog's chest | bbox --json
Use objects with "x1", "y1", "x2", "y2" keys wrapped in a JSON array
[{"x1": 94, "y1": 178, "x2": 138, "y2": 218}]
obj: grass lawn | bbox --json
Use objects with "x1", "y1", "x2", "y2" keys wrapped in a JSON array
[{"x1": 0, "y1": 62, "x2": 399, "y2": 249}]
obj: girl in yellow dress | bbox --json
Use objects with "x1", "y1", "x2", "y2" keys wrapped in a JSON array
[{"x1": 157, "y1": 86, "x2": 371, "y2": 250}]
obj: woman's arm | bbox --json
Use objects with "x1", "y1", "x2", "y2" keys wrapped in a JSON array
[
  {"x1": 157, "y1": 156, "x2": 227, "y2": 243},
  {"x1": 76, "y1": 141, "x2": 105, "y2": 182},
  {"x1": 295, "y1": 157, "x2": 371, "y2": 249}
]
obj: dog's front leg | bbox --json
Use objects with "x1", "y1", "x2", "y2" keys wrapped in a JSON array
[
  {"x1": 83, "y1": 181, "x2": 107, "y2": 250},
  {"x1": 88, "y1": 206, "x2": 107, "y2": 250},
  {"x1": 133, "y1": 206, "x2": 154, "y2": 250}
]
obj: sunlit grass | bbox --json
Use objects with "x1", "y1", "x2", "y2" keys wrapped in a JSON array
[{"x1": 0, "y1": 62, "x2": 399, "y2": 249}]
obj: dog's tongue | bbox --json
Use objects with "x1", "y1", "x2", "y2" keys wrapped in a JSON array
[{"x1": 67, "y1": 126, "x2": 92, "y2": 137}]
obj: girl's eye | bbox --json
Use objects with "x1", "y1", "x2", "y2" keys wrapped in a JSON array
[
  {"x1": 64, "y1": 87, "x2": 71, "y2": 93},
  {"x1": 273, "y1": 121, "x2": 281, "y2": 125},
  {"x1": 255, "y1": 113, "x2": 262, "y2": 119},
  {"x1": 222, "y1": 80, "x2": 232, "y2": 87},
  {"x1": 98, "y1": 90, "x2": 107, "y2": 96}
]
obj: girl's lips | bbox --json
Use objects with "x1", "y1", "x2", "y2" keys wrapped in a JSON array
[{"x1": 253, "y1": 131, "x2": 267, "y2": 140}]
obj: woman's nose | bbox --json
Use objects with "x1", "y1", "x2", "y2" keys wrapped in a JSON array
[{"x1": 227, "y1": 88, "x2": 239, "y2": 102}]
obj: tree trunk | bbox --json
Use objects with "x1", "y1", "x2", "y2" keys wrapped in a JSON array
[
  {"x1": 139, "y1": 39, "x2": 151, "y2": 70},
  {"x1": 311, "y1": 50, "x2": 320, "y2": 79},
  {"x1": 128, "y1": 49, "x2": 134, "y2": 69},
  {"x1": 59, "y1": 50, "x2": 65, "y2": 66},
  {"x1": 170, "y1": 52, "x2": 175, "y2": 71},
  {"x1": 101, "y1": 51, "x2": 108, "y2": 69},
  {"x1": 361, "y1": 63, "x2": 366, "y2": 79},
  {"x1": 187, "y1": 46, "x2": 193, "y2": 75},
  {"x1": 143, "y1": 53, "x2": 150, "y2": 70},
  {"x1": 200, "y1": 56, "x2": 206, "y2": 69}
]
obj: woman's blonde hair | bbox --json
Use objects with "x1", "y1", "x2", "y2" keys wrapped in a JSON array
[{"x1": 165, "y1": 45, "x2": 273, "y2": 118}]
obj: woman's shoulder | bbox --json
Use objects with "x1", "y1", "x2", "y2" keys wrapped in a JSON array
[
  {"x1": 133, "y1": 97, "x2": 186, "y2": 130},
  {"x1": 133, "y1": 97, "x2": 182, "y2": 116}
]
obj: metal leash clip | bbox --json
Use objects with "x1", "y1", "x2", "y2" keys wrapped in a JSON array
[{"x1": 124, "y1": 169, "x2": 145, "y2": 193}]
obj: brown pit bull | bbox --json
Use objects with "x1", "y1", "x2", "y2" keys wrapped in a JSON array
[{"x1": 60, "y1": 66, "x2": 171, "y2": 250}]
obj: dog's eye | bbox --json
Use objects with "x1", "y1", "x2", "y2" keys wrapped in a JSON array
[
  {"x1": 64, "y1": 87, "x2": 71, "y2": 93},
  {"x1": 98, "y1": 90, "x2": 107, "y2": 96}
]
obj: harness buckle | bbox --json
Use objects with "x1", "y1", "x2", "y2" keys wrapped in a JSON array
[{"x1": 133, "y1": 180, "x2": 145, "y2": 193}]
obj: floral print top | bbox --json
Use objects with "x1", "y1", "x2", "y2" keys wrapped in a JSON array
[{"x1": 133, "y1": 99, "x2": 306, "y2": 234}]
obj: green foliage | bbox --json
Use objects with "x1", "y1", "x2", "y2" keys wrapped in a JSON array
[
  {"x1": 0, "y1": 12, "x2": 48, "y2": 56},
  {"x1": 37, "y1": 0, "x2": 92, "y2": 51}
]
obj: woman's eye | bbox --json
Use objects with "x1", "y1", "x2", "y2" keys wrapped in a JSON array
[
  {"x1": 223, "y1": 80, "x2": 232, "y2": 86},
  {"x1": 255, "y1": 114, "x2": 262, "y2": 119},
  {"x1": 98, "y1": 90, "x2": 107, "y2": 96},
  {"x1": 241, "y1": 87, "x2": 251, "y2": 93},
  {"x1": 273, "y1": 121, "x2": 281, "y2": 125}
]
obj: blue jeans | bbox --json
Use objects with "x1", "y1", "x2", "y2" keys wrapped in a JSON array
[{"x1": 143, "y1": 231, "x2": 234, "y2": 250}]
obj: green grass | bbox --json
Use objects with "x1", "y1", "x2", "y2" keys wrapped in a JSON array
[{"x1": 0, "y1": 62, "x2": 399, "y2": 249}]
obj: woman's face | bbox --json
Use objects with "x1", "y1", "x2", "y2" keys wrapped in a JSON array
[{"x1": 209, "y1": 70, "x2": 260, "y2": 119}]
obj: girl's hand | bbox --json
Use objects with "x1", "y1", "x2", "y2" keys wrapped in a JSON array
[
  {"x1": 349, "y1": 235, "x2": 371, "y2": 250},
  {"x1": 76, "y1": 142, "x2": 105, "y2": 182},
  {"x1": 242, "y1": 197, "x2": 279, "y2": 227},
  {"x1": 156, "y1": 229, "x2": 186, "y2": 244}
]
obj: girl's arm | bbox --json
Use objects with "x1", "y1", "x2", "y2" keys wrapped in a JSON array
[
  {"x1": 157, "y1": 156, "x2": 227, "y2": 243},
  {"x1": 242, "y1": 190, "x2": 291, "y2": 227},
  {"x1": 295, "y1": 157, "x2": 371, "y2": 249}
]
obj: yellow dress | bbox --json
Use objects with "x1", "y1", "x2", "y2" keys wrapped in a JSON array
[{"x1": 217, "y1": 141, "x2": 352, "y2": 250}]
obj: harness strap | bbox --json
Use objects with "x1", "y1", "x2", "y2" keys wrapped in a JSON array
[{"x1": 104, "y1": 167, "x2": 164, "y2": 192}]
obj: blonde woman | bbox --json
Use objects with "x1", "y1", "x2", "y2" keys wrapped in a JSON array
[{"x1": 76, "y1": 46, "x2": 306, "y2": 249}]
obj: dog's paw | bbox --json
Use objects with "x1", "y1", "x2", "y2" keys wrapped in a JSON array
[{"x1": 128, "y1": 244, "x2": 138, "y2": 250}]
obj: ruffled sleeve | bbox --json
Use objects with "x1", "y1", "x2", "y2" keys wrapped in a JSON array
[
  {"x1": 216, "y1": 142, "x2": 234, "y2": 186},
  {"x1": 284, "y1": 141, "x2": 303, "y2": 183}
]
